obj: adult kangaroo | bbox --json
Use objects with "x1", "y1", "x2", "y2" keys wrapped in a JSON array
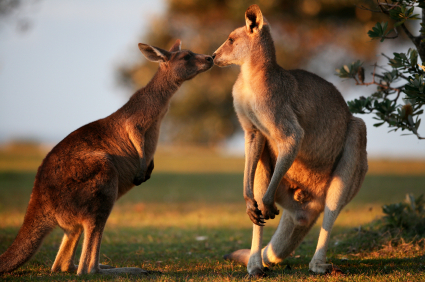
[
  {"x1": 0, "y1": 40, "x2": 213, "y2": 275},
  {"x1": 213, "y1": 5, "x2": 367, "y2": 277}
]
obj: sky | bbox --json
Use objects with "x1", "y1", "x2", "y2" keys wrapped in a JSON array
[
  {"x1": 0, "y1": 0, "x2": 424, "y2": 159},
  {"x1": 0, "y1": 0, "x2": 164, "y2": 141}
]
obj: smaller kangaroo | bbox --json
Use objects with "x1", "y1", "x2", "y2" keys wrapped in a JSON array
[
  {"x1": 213, "y1": 5, "x2": 367, "y2": 277},
  {"x1": 0, "y1": 40, "x2": 213, "y2": 275}
]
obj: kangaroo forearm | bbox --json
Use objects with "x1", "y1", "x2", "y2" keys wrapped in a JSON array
[
  {"x1": 262, "y1": 156, "x2": 293, "y2": 204},
  {"x1": 262, "y1": 132, "x2": 301, "y2": 205},
  {"x1": 243, "y1": 130, "x2": 267, "y2": 225},
  {"x1": 243, "y1": 131, "x2": 265, "y2": 201},
  {"x1": 128, "y1": 132, "x2": 148, "y2": 186}
]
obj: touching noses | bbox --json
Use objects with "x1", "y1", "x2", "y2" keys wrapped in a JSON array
[
  {"x1": 211, "y1": 53, "x2": 216, "y2": 60},
  {"x1": 206, "y1": 56, "x2": 213, "y2": 62}
]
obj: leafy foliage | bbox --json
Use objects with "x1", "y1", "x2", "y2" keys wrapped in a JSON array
[
  {"x1": 382, "y1": 194, "x2": 425, "y2": 236},
  {"x1": 389, "y1": 3, "x2": 420, "y2": 26},
  {"x1": 332, "y1": 194, "x2": 425, "y2": 260},
  {"x1": 340, "y1": 0, "x2": 425, "y2": 139}
]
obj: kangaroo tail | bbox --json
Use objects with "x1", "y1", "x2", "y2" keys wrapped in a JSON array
[
  {"x1": 0, "y1": 195, "x2": 56, "y2": 273},
  {"x1": 223, "y1": 249, "x2": 251, "y2": 266}
]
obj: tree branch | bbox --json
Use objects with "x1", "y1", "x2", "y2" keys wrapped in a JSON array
[{"x1": 400, "y1": 23, "x2": 420, "y2": 45}]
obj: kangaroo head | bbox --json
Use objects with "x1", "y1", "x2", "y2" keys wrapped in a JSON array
[
  {"x1": 138, "y1": 39, "x2": 213, "y2": 82},
  {"x1": 213, "y1": 4, "x2": 271, "y2": 67}
]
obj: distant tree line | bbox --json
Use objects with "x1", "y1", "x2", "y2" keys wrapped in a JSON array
[{"x1": 118, "y1": 0, "x2": 390, "y2": 145}]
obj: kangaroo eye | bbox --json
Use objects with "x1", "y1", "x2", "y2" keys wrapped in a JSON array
[
  {"x1": 184, "y1": 54, "x2": 191, "y2": 61},
  {"x1": 228, "y1": 38, "x2": 234, "y2": 44}
]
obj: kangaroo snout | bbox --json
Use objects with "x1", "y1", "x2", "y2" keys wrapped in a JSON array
[
  {"x1": 212, "y1": 51, "x2": 222, "y2": 65},
  {"x1": 199, "y1": 55, "x2": 214, "y2": 72},
  {"x1": 211, "y1": 52, "x2": 221, "y2": 65},
  {"x1": 204, "y1": 55, "x2": 214, "y2": 69},
  {"x1": 212, "y1": 51, "x2": 227, "y2": 67}
]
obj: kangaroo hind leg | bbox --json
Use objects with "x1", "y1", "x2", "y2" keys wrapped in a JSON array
[
  {"x1": 309, "y1": 117, "x2": 368, "y2": 273},
  {"x1": 51, "y1": 226, "x2": 83, "y2": 273},
  {"x1": 245, "y1": 142, "x2": 275, "y2": 277},
  {"x1": 224, "y1": 143, "x2": 272, "y2": 277},
  {"x1": 76, "y1": 167, "x2": 148, "y2": 275},
  {"x1": 262, "y1": 208, "x2": 319, "y2": 267}
]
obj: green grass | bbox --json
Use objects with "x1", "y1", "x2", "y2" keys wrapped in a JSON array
[{"x1": 0, "y1": 171, "x2": 424, "y2": 281}]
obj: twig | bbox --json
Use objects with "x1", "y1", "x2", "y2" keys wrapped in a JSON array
[
  {"x1": 377, "y1": 0, "x2": 390, "y2": 15},
  {"x1": 381, "y1": 53, "x2": 391, "y2": 60},
  {"x1": 383, "y1": 27, "x2": 399, "y2": 40},
  {"x1": 400, "y1": 23, "x2": 421, "y2": 46},
  {"x1": 393, "y1": 88, "x2": 402, "y2": 103},
  {"x1": 355, "y1": 77, "x2": 403, "y2": 93},
  {"x1": 378, "y1": 2, "x2": 414, "y2": 8},
  {"x1": 407, "y1": 123, "x2": 425, "y2": 139},
  {"x1": 356, "y1": 4, "x2": 381, "y2": 13}
]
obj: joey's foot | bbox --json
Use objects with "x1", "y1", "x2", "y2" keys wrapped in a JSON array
[
  {"x1": 309, "y1": 259, "x2": 333, "y2": 274},
  {"x1": 246, "y1": 199, "x2": 265, "y2": 226},
  {"x1": 144, "y1": 159, "x2": 154, "y2": 182},
  {"x1": 260, "y1": 202, "x2": 279, "y2": 220},
  {"x1": 133, "y1": 172, "x2": 145, "y2": 186},
  {"x1": 133, "y1": 160, "x2": 154, "y2": 186},
  {"x1": 99, "y1": 267, "x2": 149, "y2": 275}
]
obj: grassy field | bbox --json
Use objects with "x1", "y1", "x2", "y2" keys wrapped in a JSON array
[{"x1": 0, "y1": 144, "x2": 424, "y2": 281}]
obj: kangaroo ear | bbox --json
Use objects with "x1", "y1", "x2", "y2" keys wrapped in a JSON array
[
  {"x1": 138, "y1": 43, "x2": 171, "y2": 63},
  {"x1": 245, "y1": 4, "x2": 263, "y2": 33},
  {"x1": 169, "y1": 39, "x2": 181, "y2": 52}
]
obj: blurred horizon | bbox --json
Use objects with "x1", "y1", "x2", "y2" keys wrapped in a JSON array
[{"x1": 1, "y1": 0, "x2": 424, "y2": 159}]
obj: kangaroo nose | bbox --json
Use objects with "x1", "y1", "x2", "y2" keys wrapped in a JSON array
[
  {"x1": 206, "y1": 56, "x2": 213, "y2": 62},
  {"x1": 212, "y1": 53, "x2": 216, "y2": 60}
]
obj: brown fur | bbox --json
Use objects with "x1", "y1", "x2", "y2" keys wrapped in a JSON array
[
  {"x1": 213, "y1": 5, "x2": 367, "y2": 277},
  {"x1": 0, "y1": 40, "x2": 213, "y2": 275}
]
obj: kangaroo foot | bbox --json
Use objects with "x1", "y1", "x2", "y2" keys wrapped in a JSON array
[
  {"x1": 72, "y1": 264, "x2": 115, "y2": 271},
  {"x1": 99, "y1": 264, "x2": 115, "y2": 269},
  {"x1": 248, "y1": 252, "x2": 266, "y2": 278},
  {"x1": 309, "y1": 259, "x2": 333, "y2": 274},
  {"x1": 99, "y1": 267, "x2": 149, "y2": 275},
  {"x1": 248, "y1": 267, "x2": 267, "y2": 278}
]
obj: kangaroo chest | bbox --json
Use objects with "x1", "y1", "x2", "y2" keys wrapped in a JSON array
[{"x1": 232, "y1": 77, "x2": 270, "y2": 135}]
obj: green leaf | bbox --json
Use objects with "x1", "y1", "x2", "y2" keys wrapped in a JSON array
[
  {"x1": 409, "y1": 49, "x2": 418, "y2": 67},
  {"x1": 394, "y1": 20, "x2": 406, "y2": 27},
  {"x1": 368, "y1": 22, "x2": 390, "y2": 42}
]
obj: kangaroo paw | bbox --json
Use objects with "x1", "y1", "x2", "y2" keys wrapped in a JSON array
[{"x1": 245, "y1": 199, "x2": 265, "y2": 226}]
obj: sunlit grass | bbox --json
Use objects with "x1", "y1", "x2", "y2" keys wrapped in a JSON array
[{"x1": 0, "y1": 144, "x2": 424, "y2": 280}]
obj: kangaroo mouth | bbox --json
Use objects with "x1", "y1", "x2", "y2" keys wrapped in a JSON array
[
  {"x1": 201, "y1": 60, "x2": 214, "y2": 71},
  {"x1": 213, "y1": 57, "x2": 230, "y2": 67},
  {"x1": 206, "y1": 61, "x2": 214, "y2": 69}
]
